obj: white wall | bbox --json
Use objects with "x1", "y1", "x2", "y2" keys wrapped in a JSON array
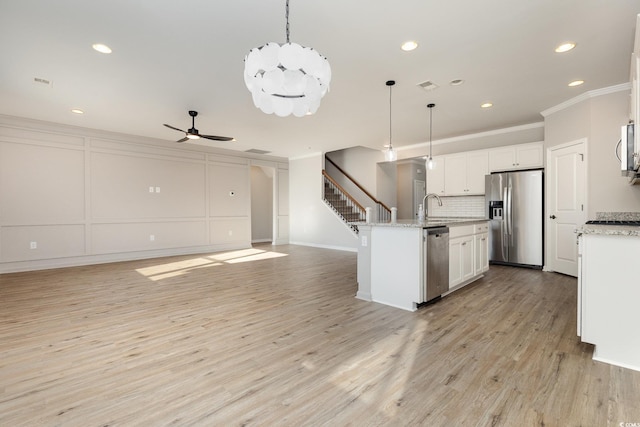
[
  {"x1": 544, "y1": 87, "x2": 640, "y2": 216},
  {"x1": 0, "y1": 115, "x2": 288, "y2": 273},
  {"x1": 250, "y1": 166, "x2": 273, "y2": 243},
  {"x1": 289, "y1": 154, "x2": 358, "y2": 251},
  {"x1": 396, "y1": 160, "x2": 426, "y2": 220},
  {"x1": 325, "y1": 147, "x2": 384, "y2": 195}
]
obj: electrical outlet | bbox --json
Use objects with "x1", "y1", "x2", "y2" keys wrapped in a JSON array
[
  {"x1": 149, "y1": 186, "x2": 154, "y2": 193},
  {"x1": 155, "y1": 187, "x2": 160, "y2": 193},
  {"x1": 30, "y1": 241, "x2": 37, "y2": 249},
  {"x1": 149, "y1": 235, "x2": 155, "y2": 241},
  {"x1": 361, "y1": 236, "x2": 367, "y2": 247},
  {"x1": 228, "y1": 230, "x2": 233, "y2": 236}
]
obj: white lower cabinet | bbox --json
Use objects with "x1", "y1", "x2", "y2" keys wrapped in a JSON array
[
  {"x1": 578, "y1": 233, "x2": 640, "y2": 371},
  {"x1": 449, "y1": 222, "x2": 489, "y2": 290},
  {"x1": 474, "y1": 222, "x2": 489, "y2": 276},
  {"x1": 474, "y1": 233, "x2": 489, "y2": 276}
]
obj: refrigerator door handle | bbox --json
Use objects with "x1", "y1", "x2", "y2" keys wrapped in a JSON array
[
  {"x1": 502, "y1": 186, "x2": 508, "y2": 239},
  {"x1": 507, "y1": 185, "x2": 513, "y2": 237}
]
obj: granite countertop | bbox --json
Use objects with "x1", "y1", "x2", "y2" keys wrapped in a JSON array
[
  {"x1": 576, "y1": 211, "x2": 640, "y2": 237},
  {"x1": 352, "y1": 217, "x2": 488, "y2": 228},
  {"x1": 578, "y1": 224, "x2": 640, "y2": 237}
]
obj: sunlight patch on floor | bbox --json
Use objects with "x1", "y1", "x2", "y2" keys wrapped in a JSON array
[
  {"x1": 135, "y1": 248, "x2": 288, "y2": 280},
  {"x1": 326, "y1": 318, "x2": 429, "y2": 416},
  {"x1": 224, "y1": 251, "x2": 288, "y2": 264},
  {"x1": 205, "y1": 248, "x2": 266, "y2": 262}
]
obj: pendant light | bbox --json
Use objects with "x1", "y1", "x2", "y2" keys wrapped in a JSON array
[
  {"x1": 243, "y1": 0, "x2": 332, "y2": 117},
  {"x1": 384, "y1": 80, "x2": 397, "y2": 162},
  {"x1": 426, "y1": 103, "x2": 435, "y2": 169}
]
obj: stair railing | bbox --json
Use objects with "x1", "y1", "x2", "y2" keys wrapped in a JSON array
[
  {"x1": 322, "y1": 171, "x2": 365, "y2": 233},
  {"x1": 324, "y1": 156, "x2": 392, "y2": 222}
]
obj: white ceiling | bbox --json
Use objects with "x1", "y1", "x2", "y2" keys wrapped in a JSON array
[{"x1": 1, "y1": 1, "x2": 639, "y2": 159}]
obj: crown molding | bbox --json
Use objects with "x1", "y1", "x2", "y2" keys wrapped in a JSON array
[
  {"x1": 540, "y1": 82, "x2": 631, "y2": 117},
  {"x1": 397, "y1": 121, "x2": 544, "y2": 151}
]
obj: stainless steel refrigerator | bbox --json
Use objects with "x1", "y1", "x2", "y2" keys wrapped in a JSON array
[{"x1": 485, "y1": 170, "x2": 543, "y2": 268}]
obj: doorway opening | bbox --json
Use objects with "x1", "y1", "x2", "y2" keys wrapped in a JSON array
[{"x1": 251, "y1": 165, "x2": 274, "y2": 244}]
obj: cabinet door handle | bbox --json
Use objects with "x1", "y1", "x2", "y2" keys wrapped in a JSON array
[{"x1": 550, "y1": 215, "x2": 557, "y2": 219}]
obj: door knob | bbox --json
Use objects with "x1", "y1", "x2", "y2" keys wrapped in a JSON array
[{"x1": 550, "y1": 215, "x2": 557, "y2": 219}]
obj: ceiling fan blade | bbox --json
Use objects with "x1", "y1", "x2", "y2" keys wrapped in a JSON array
[
  {"x1": 201, "y1": 135, "x2": 235, "y2": 142},
  {"x1": 164, "y1": 124, "x2": 186, "y2": 133},
  {"x1": 176, "y1": 137, "x2": 189, "y2": 143}
]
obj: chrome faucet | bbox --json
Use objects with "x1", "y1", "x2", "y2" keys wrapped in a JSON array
[{"x1": 421, "y1": 193, "x2": 443, "y2": 218}]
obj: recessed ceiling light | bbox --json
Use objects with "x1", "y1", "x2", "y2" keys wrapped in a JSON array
[
  {"x1": 555, "y1": 42, "x2": 576, "y2": 53},
  {"x1": 92, "y1": 43, "x2": 112, "y2": 54},
  {"x1": 401, "y1": 41, "x2": 418, "y2": 51},
  {"x1": 481, "y1": 102, "x2": 493, "y2": 108},
  {"x1": 568, "y1": 80, "x2": 584, "y2": 87},
  {"x1": 450, "y1": 79, "x2": 464, "y2": 86},
  {"x1": 71, "y1": 109, "x2": 84, "y2": 114}
]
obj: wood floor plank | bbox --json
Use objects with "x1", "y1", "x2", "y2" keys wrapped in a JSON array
[{"x1": 1, "y1": 244, "x2": 639, "y2": 426}]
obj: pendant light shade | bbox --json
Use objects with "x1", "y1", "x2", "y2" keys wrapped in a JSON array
[
  {"x1": 426, "y1": 103, "x2": 435, "y2": 169},
  {"x1": 244, "y1": 0, "x2": 331, "y2": 117},
  {"x1": 384, "y1": 80, "x2": 397, "y2": 162}
]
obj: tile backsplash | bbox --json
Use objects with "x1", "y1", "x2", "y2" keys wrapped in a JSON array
[{"x1": 428, "y1": 195, "x2": 486, "y2": 218}]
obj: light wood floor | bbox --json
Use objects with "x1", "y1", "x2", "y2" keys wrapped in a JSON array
[{"x1": 1, "y1": 244, "x2": 639, "y2": 426}]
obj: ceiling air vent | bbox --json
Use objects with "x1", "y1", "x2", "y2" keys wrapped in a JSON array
[
  {"x1": 417, "y1": 80, "x2": 438, "y2": 92},
  {"x1": 245, "y1": 149, "x2": 271, "y2": 155}
]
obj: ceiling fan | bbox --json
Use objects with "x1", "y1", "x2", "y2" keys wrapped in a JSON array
[{"x1": 163, "y1": 110, "x2": 234, "y2": 143}]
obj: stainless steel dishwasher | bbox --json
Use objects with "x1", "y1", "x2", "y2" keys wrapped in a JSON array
[{"x1": 424, "y1": 226, "x2": 449, "y2": 302}]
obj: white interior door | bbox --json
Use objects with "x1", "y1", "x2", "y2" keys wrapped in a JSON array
[{"x1": 547, "y1": 140, "x2": 587, "y2": 277}]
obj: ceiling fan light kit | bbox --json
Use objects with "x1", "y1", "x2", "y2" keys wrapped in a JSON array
[
  {"x1": 244, "y1": 0, "x2": 331, "y2": 117},
  {"x1": 163, "y1": 110, "x2": 234, "y2": 143}
]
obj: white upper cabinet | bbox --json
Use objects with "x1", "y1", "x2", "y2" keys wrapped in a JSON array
[
  {"x1": 466, "y1": 151, "x2": 490, "y2": 193},
  {"x1": 488, "y1": 142, "x2": 543, "y2": 172},
  {"x1": 443, "y1": 154, "x2": 466, "y2": 195},
  {"x1": 426, "y1": 156, "x2": 445, "y2": 195},
  {"x1": 443, "y1": 150, "x2": 488, "y2": 195},
  {"x1": 426, "y1": 143, "x2": 542, "y2": 197}
]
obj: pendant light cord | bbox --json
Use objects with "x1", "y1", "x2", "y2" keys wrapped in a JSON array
[
  {"x1": 285, "y1": 0, "x2": 290, "y2": 44},
  {"x1": 389, "y1": 84, "x2": 392, "y2": 149},
  {"x1": 427, "y1": 103, "x2": 435, "y2": 158},
  {"x1": 429, "y1": 107, "x2": 432, "y2": 157}
]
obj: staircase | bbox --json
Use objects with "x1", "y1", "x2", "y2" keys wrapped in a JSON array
[{"x1": 322, "y1": 172, "x2": 364, "y2": 233}]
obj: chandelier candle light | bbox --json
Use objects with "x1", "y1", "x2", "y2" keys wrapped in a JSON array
[
  {"x1": 244, "y1": 0, "x2": 332, "y2": 117},
  {"x1": 384, "y1": 80, "x2": 397, "y2": 162}
]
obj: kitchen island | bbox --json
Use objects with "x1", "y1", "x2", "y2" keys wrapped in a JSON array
[
  {"x1": 577, "y1": 214, "x2": 640, "y2": 372},
  {"x1": 354, "y1": 218, "x2": 489, "y2": 311}
]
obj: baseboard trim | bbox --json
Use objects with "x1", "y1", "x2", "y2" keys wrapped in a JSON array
[{"x1": 0, "y1": 243, "x2": 252, "y2": 274}]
